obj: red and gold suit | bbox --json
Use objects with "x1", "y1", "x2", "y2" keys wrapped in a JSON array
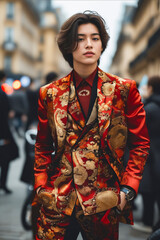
[{"x1": 34, "y1": 68, "x2": 150, "y2": 240}]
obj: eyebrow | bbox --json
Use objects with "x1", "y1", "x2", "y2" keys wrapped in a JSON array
[{"x1": 77, "y1": 33, "x2": 100, "y2": 36}]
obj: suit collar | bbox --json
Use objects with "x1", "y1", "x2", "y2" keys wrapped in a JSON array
[{"x1": 73, "y1": 67, "x2": 98, "y2": 88}]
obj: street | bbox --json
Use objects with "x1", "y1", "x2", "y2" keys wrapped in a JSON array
[{"x1": 0, "y1": 133, "x2": 154, "y2": 240}]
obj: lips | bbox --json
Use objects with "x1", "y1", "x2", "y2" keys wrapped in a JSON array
[{"x1": 84, "y1": 52, "x2": 95, "y2": 56}]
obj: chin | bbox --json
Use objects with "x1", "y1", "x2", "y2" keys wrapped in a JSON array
[{"x1": 84, "y1": 59, "x2": 98, "y2": 65}]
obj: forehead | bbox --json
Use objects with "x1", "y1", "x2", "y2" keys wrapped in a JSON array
[{"x1": 77, "y1": 23, "x2": 99, "y2": 34}]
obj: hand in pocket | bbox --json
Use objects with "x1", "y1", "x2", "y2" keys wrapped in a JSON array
[{"x1": 38, "y1": 190, "x2": 58, "y2": 211}]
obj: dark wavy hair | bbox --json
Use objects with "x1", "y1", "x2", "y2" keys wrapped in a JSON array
[{"x1": 57, "y1": 10, "x2": 110, "y2": 68}]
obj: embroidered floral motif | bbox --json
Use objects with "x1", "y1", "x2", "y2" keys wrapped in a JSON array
[
  {"x1": 101, "y1": 82, "x2": 116, "y2": 96},
  {"x1": 59, "y1": 92, "x2": 68, "y2": 107},
  {"x1": 74, "y1": 166, "x2": 88, "y2": 185},
  {"x1": 108, "y1": 124, "x2": 127, "y2": 150},
  {"x1": 69, "y1": 82, "x2": 76, "y2": 102},
  {"x1": 55, "y1": 109, "x2": 67, "y2": 129},
  {"x1": 60, "y1": 155, "x2": 72, "y2": 176},
  {"x1": 98, "y1": 70, "x2": 111, "y2": 82},
  {"x1": 47, "y1": 88, "x2": 53, "y2": 100},
  {"x1": 85, "y1": 160, "x2": 96, "y2": 170}
]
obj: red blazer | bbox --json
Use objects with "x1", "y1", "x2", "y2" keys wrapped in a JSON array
[{"x1": 34, "y1": 68, "x2": 150, "y2": 223}]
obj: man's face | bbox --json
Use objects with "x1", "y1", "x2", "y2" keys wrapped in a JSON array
[{"x1": 72, "y1": 23, "x2": 103, "y2": 69}]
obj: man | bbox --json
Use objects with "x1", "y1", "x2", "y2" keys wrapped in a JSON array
[
  {"x1": 0, "y1": 70, "x2": 18, "y2": 194},
  {"x1": 34, "y1": 11, "x2": 150, "y2": 240},
  {"x1": 135, "y1": 76, "x2": 160, "y2": 233}
]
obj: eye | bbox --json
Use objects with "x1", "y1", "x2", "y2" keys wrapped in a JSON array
[
  {"x1": 77, "y1": 38, "x2": 84, "y2": 42},
  {"x1": 92, "y1": 37, "x2": 100, "y2": 41}
]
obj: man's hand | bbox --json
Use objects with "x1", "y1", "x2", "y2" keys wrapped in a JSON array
[{"x1": 117, "y1": 191, "x2": 127, "y2": 211}]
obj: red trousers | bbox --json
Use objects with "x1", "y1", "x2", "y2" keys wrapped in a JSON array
[{"x1": 35, "y1": 200, "x2": 119, "y2": 240}]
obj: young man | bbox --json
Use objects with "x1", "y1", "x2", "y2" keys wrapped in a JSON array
[{"x1": 34, "y1": 11, "x2": 150, "y2": 240}]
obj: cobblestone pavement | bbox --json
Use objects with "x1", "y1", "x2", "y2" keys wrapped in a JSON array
[{"x1": 0, "y1": 134, "x2": 155, "y2": 240}]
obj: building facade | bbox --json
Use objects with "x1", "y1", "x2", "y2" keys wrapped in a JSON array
[
  {"x1": 0, "y1": 0, "x2": 70, "y2": 85},
  {"x1": 109, "y1": 0, "x2": 160, "y2": 83}
]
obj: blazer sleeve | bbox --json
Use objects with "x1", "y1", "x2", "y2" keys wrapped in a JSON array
[
  {"x1": 121, "y1": 80, "x2": 150, "y2": 194},
  {"x1": 34, "y1": 87, "x2": 54, "y2": 190}
]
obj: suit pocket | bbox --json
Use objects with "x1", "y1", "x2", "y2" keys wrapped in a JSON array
[
  {"x1": 95, "y1": 190, "x2": 119, "y2": 213},
  {"x1": 38, "y1": 189, "x2": 59, "y2": 212}
]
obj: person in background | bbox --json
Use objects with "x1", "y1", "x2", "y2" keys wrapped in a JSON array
[
  {"x1": 33, "y1": 11, "x2": 150, "y2": 240},
  {"x1": 0, "y1": 70, "x2": 19, "y2": 194},
  {"x1": 21, "y1": 72, "x2": 58, "y2": 185},
  {"x1": 8, "y1": 86, "x2": 29, "y2": 137},
  {"x1": 21, "y1": 72, "x2": 58, "y2": 239},
  {"x1": 45, "y1": 71, "x2": 58, "y2": 84},
  {"x1": 20, "y1": 78, "x2": 39, "y2": 185},
  {"x1": 133, "y1": 76, "x2": 160, "y2": 234}
]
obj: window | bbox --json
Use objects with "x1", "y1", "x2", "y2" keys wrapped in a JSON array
[
  {"x1": 6, "y1": 2, "x2": 14, "y2": 19},
  {"x1": 4, "y1": 56, "x2": 12, "y2": 71},
  {"x1": 5, "y1": 27, "x2": 14, "y2": 42}
]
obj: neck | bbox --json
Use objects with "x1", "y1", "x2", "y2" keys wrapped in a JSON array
[{"x1": 73, "y1": 63, "x2": 97, "y2": 79}]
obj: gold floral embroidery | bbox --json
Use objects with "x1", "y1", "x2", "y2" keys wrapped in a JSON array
[
  {"x1": 101, "y1": 82, "x2": 116, "y2": 96},
  {"x1": 86, "y1": 141, "x2": 99, "y2": 151},
  {"x1": 74, "y1": 166, "x2": 88, "y2": 185},
  {"x1": 78, "y1": 186, "x2": 92, "y2": 196},
  {"x1": 59, "y1": 92, "x2": 69, "y2": 107},
  {"x1": 85, "y1": 160, "x2": 95, "y2": 170},
  {"x1": 61, "y1": 155, "x2": 72, "y2": 176},
  {"x1": 69, "y1": 82, "x2": 76, "y2": 102},
  {"x1": 98, "y1": 70, "x2": 111, "y2": 82},
  {"x1": 108, "y1": 124, "x2": 127, "y2": 150}
]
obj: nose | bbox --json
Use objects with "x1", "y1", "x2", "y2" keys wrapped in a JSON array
[{"x1": 86, "y1": 37, "x2": 92, "y2": 48}]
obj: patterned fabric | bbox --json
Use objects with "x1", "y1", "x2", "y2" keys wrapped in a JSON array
[
  {"x1": 36, "y1": 199, "x2": 119, "y2": 240},
  {"x1": 67, "y1": 79, "x2": 120, "y2": 216},
  {"x1": 34, "y1": 68, "x2": 150, "y2": 229}
]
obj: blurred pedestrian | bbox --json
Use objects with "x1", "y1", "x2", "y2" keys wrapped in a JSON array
[
  {"x1": 0, "y1": 70, "x2": 19, "y2": 194},
  {"x1": 8, "y1": 86, "x2": 29, "y2": 137},
  {"x1": 21, "y1": 73, "x2": 58, "y2": 185},
  {"x1": 21, "y1": 73, "x2": 58, "y2": 239},
  {"x1": 20, "y1": 78, "x2": 39, "y2": 185},
  {"x1": 45, "y1": 71, "x2": 58, "y2": 84},
  {"x1": 33, "y1": 11, "x2": 150, "y2": 240},
  {"x1": 133, "y1": 76, "x2": 160, "y2": 233}
]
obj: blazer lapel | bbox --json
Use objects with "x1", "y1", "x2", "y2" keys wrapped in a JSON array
[
  {"x1": 86, "y1": 99, "x2": 97, "y2": 125},
  {"x1": 97, "y1": 68, "x2": 116, "y2": 147},
  {"x1": 68, "y1": 80, "x2": 86, "y2": 129},
  {"x1": 52, "y1": 73, "x2": 71, "y2": 150}
]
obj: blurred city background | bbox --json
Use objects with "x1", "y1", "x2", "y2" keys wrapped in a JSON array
[
  {"x1": 0, "y1": 0, "x2": 159, "y2": 91},
  {"x1": 0, "y1": 0, "x2": 160, "y2": 239}
]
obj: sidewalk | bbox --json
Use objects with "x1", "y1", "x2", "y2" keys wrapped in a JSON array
[
  {"x1": 0, "y1": 134, "x2": 154, "y2": 240},
  {"x1": 0, "y1": 134, "x2": 32, "y2": 240}
]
